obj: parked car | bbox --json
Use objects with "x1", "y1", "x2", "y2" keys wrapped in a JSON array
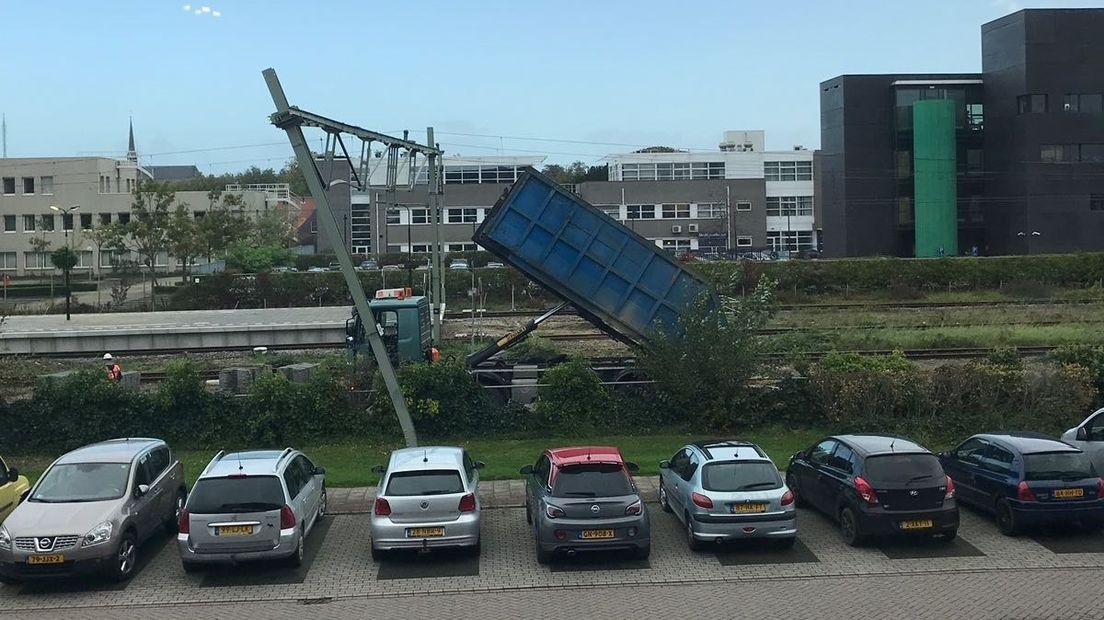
[
  {"x1": 659, "y1": 440, "x2": 796, "y2": 550},
  {"x1": 1061, "y1": 406, "x2": 1104, "y2": 474},
  {"x1": 521, "y1": 446, "x2": 649, "y2": 564},
  {"x1": 177, "y1": 448, "x2": 326, "y2": 572},
  {"x1": 271, "y1": 266, "x2": 297, "y2": 273},
  {"x1": 0, "y1": 456, "x2": 30, "y2": 524},
  {"x1": 485, "y1": 262, "x2": 505, "y2": 269},
  {"x1": 449, "y1": 259, "x2": 470, "y2": 270},
  {"x1": 786, "y1": 434, "x2": 958, "y2": 546},
  {"x1": 358, "y1": 260, "x2": 379, "y2": 271},
  {"x1": 381, "y1": 264, "x2": 402, "y2": 272},
  {"x1": 370, "y1": 446, "x2": 483, "y2": 560},
  {"x1": 307, "y1": 266, "x2": 327, "y2": 273},
  {"x1": 940, "y1": 432, "x2": 1104, "y2": 536},
  {"x1": 0, "y1": 438, "x2": 186, "y2": 583},
  {"x1": 327, "y1": 262, "x2": 342, "y2": 271}
]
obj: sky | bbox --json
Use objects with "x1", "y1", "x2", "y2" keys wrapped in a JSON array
[{"x1": 2, "y1": 0, "x2": 1102, "y2": 173}]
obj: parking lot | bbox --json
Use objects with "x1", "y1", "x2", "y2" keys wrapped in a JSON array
[{"x1": 3, "y1": 503, "x2": 1104, "y2": 615}]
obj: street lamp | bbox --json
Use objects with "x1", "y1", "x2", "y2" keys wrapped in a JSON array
[
  {"x1": 49, "y1": 204, "x2": 79, "y2": 320},
  {"x1": 1017, "y1": 230, "x2": 1042, "y2": 254}
]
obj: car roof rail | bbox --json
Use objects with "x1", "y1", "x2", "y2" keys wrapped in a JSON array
[
  {"x1": 273, "y1": 447, "x2": 295, "y2": 472},
  {"x1": 692, "y1": 439, "x2": 759, "y2": 460},
  {"x1": 200, "y1": 450, "x2": 226, "y2": 477}
]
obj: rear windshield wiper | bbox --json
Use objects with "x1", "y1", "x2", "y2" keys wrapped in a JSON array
[
  {"x1": 217, "y1": 502, "x2": 282, "y2": 512},
  {"x1": 906, "y1": 474, "x2": 935, "y2": 483},
  {"x1": 560, "y1": 491, "x2": 597, "y2": 497},
  {"x1": 733, "y1": 482, "x2": 779, "y2": 491}
]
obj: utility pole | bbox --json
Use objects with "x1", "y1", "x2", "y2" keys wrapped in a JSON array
[{"x1": 427, "y1": 126, "x2": 445, "y2": 344}]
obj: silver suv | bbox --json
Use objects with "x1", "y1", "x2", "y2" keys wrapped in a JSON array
[
  {"x1": 0, "y1": 438, "x2": 186, "y2": 583},
  {"x1": 177, "y1": 449, "x2": 326, "y2": 572}
]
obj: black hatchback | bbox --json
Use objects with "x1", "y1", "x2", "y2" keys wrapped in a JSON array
[{"x1": 786, "y1": 434, "x2": 959, "y2": 546}]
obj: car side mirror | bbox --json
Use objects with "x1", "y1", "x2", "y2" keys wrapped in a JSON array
[
  {"x1": 625, "y1": 462, "x2": 640, "y2": 473},
  {"x1": 1078, "y1": 427, "x2": 1089, "y2": 441},
  {"x1": 135, "y1": 484, "x2": 150, "y2": 498},
  {"x1": 659, "y1": 460, "x2": 670, "y2": 469},
  {"x1": 371, "y1": 465, "x2": 386, "y2": 475},
  {"x1": 6, "y1": 468, "x2": 18, "y2": 482},
  {"x1": 519, "y1": 465, "x2": 534, "y2": 475},
  {"x1": 313, "y1": 466, "x2": 326, "y2": 476},
  {"x1": 474, "y1": 461, "x2": 486, "y2": 470}
]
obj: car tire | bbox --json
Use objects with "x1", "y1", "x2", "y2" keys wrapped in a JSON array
[
  {"x1": 0, "y1": 574, "x2": 22, "y2": 586},
  {"x1": 535, "y1": 525, "x2": 552, "y2": 565},
  {"x1": 658, "y1": 483, "x2": 673, "y2": 513},
  {"x1": 370, "y1": 544, "x2": 386, "y2": 562},
  {"x1": 634, "y1": 543, "x2": 651, "y2": 561},
  {"x1": 107, "y1": 530, "x2": 139, "y2": 582},
  {"x1": 286, "y1": 527, "x2": 305, "y2": 568},
  {"x1": 685, "y1": 514, "x2": 704, "y2": 552},
  {"x1": 165, "y1": 489, "x2": 187, "y2": 535},
  {"x1": 996, "y1": 499, "x2": 1020, "y2": 536},
  {"x1": 839, "y1": 507, "x2": 865, "y2": 547},
  {"x1": 777, "y1": 536, "x2": 797, "y2": 550},
  {"x1": 786, "y1": 473, "x2": 807, "y2": 508},
  {"x1": 468, "y1": 540, "x2": 482, "y2": 557},
  {"x1": 181, "y1": 561, "x2": 203, "y2": 574},
  {"x1": 317, "y1": 486, "x2": 327, "y2": 522},
  {"x1": 525, "y1": 500, "x2": 532, "y2": 525}
]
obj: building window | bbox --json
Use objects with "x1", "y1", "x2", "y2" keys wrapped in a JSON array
[
  {"x1": 620, "y1": 162, "x2": 722, "y2": 181},
  {"x1": 126, "y1": 178, "x2": 135, "y2": 193},
  {"x1": 0, "y1": 252, "x2": 15, "y2": 269},
  {"x1": 735, "y1": 201, "x2": 751, "y2": 212},
  {"x1": 1064, "y1": 93, "x2": 1103, "y2": 114},
  {"x1": 1017, "y1": 94, "x2": 1047, "y2": 114},
  {"x1": 698, "y1": 203, "x2": 728, "y2": 218},
  {"x1": 1080, "y1": 144, "x2": 1104, "y2": 163},
  {"x1": 1091, "y1": 195, "x2": 1104, "y2": 212},
  {"x1": 21, "y1": 177, "x2": 34, "y2": 194},
  {"x1": 41, "y1": 215, "x2": 55, "y2": 231},
  {"x1": 767, "y1": 230, "x2": 815, "y2": 251},
  {"x1": 736, "y1": 236, "x2": 753, "y2": 247},
  {"x1": 898, "y1": 197, "x2": 914, "y2": 225},
  {"x1": 386, "y1": 208, "x2": 401, "y2": 225},
  {"x1": 117, "y1": 213, "x2": 131, "y2": 225},
  {"x1": 410, "y1": 208, "x2": 430, "y2": 224},
  {"x1": 659, "y1": 239, "x2": 692, "y2": 253},
  {"x1": 62, "y1": 214, "x2": 74, "y2": 231},
  {"x1": 626, "y1": 204, "x2": 655, "y2": 220},
  {"x1": 596, "y1": 205, "x2": 621, "y2": 220},
  {"x1": 39, "y1": 176, "x2": 54, "y2": 195},
  {"x1": 895, "y1": 151, "x2": 911, "y2": 178},
  {"x1": 1, "y1": 178, "x2": 14, "y2": 194},
  {"x1": 80, "y1": 214, "x2": 93, "y2": 230},
  {"x1": 3, "y1": 215, "x2": 14, "y2": 232},
  {"x1": 99, "y1": 213, "x2": 112, "y2": 226},
  {"x1": 24, "y1": 252, "x2": 50, "y2": 270},
  {"x1": 766, "y1": 196, "x2": 813, "y2": 217},
  {"x1": 446, "y1": 207, "x2": 479, "y2": 223},
  {"x1": 445, "y1": 243, "x2": 477, "y2": 252},
  {"x1": 1041, "y1": 144, "x2": 1076, "y2": 162},
  {"x1": 966, "y1": 103, "x2": 984, "y2": 129},
  {"x1": 660, "y1": 203, "x2": 690, "y2": 219},
  {"x1": 23, "y1": 215, "x2": 35, "y2": 232},
  {"x1": 764, "y1": 161, "x2": 813, "y2": 182},
  {"x1": 411, "y1": 244, "x2": 432, "y2": 253}
]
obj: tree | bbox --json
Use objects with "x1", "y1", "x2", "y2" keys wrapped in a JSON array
[
  {"x1": 254, "y1": 205, "x2": 298, "y2": 248},
  {"x1": 197, "y1": 191, "x2": 248, "y2": 262},
  {"x1": 28, "y1": 224, "x2": 53, "y2": 297},
  {"x1": 125, "y1": 180, "x2": 176, "y2": 310},
  {"x1": 84, "y1": 222, "x2": 125, "y2": 274},
  {"x1": 167, "y1": 205, "x2": 204, "y2": 283},
  {"x1": 50, "y1": 247, "x2": 79, "y2": 320},
  {"x1": 541, "y1": 161, "x2": 609, "y2": 184}
]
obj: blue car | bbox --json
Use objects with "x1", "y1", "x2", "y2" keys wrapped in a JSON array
[{"x1": 939, "y1": 432, "x2": 1104, "y2": 536}]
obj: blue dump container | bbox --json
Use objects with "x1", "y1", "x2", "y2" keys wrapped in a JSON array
[{"x1": 473, "y1": 167, "x2": 713, "y2": 348}]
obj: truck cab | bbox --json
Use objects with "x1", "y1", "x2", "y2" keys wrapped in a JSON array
[{"x1": 346, "y1": 288, "x2": 432, "y2": 366}]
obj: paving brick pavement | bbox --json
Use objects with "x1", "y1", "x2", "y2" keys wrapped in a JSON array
[{"x1": 11, "y1": 568, "x2": 1104, "y2": 620}]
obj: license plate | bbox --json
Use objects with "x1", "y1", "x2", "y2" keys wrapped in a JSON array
[
  {"x1": 733, "y1": 503, "x2": 768, "y2": 514},
  {"x1": 900, "y1": 519, "x2": 934, "y2": 530},
  {"x1": 1055, "y1": 488, "x2": 1085, "y2": 499},
  {"x1": 215, "y1": 525, "x2": 253, "y2": 537},
  {"x1": 580, "y1": 529, "x2": 615, "y2": 540},
  {"x1": 408, "y1": 527, "x2": 445, "y2": 538},
  {"x1": 28, "y1": 555, "x2": 64, "y2": 565}
]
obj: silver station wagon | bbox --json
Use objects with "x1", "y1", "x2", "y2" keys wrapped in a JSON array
[
  {"x1": 659, "y1": 440, "x2": 797, "y2": 550},
  {"x1": 369, "y1": 446, "x2": 483, "y2": 559}
]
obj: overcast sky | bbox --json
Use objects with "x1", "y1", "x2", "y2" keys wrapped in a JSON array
[{"x1": 2, "y1": 0, "x2": 1102, "y2": 172}]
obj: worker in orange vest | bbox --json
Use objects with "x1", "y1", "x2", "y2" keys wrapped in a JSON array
[
  {"x1": 428, "y1": 347, "x2": 441, "y2": 363},
  {"x1": 104, "y1": 353, "x2": 122, "y2": 383}
]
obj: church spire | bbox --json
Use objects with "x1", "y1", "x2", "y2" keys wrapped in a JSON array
[{"x1": 126, "y1": 117, "x2": 137, "y2": 163}]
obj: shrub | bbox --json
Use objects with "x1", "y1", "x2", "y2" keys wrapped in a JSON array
[
  {"x1": 367, "y1": 360, "x2": 493, "y2": 439},
  {"x1": 985, "y1": 346, "x2": 1023, "y2": 370},
  {"x1": 533, "y1": 357, "x2": 610, "y2": 435},
  {"x1": 504, "y1": 334, "x2": 563, "y2": 362},
  {"x1": 1051, "y1": 345, "x2": 1104, "y2": 405}
]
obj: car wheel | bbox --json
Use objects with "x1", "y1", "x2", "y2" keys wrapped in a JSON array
[
  {"x1": 370, "y1": 544, "x2": 386, "y2": 562},
  {"x1": 286, "y1": 527, "x2": 305, "y2": 568},
  {"x1": 996, "y1": 499, "x2": 1020, "y2": 536},
  {"x1": 685, "y1": 514, "x2": 704, "y2": 551},
  {"x1": 525, "y1": 500, "x2": 532, "y2": 525},
  {"x1": 534, "y1": 524, "x2": 552, "y2": 565},
  {"x1": 786, "y1": 473, "x2": 807, "y2": 508},
  {"x1": 839, "y1": 507, "x2": 865, "y2": 547},
  {"x1": 777, "y1": 536, "x2": 797, "y2": 550},
  {"x1": 181, "y1": 561, "x2": 203, "y2": 574},
  {"x1": 468, "y1": 539, "x2": 482, "y2": 557},
  {"x1": 658, "y1": 483, "x2": 673, "y2": 513},
  {"x1": 317, "y1": 486, "x2": 327, "y2": 521},
  {"x1": 936, "y1": 529, "x2": 958, "y2": 543},
  {"x1": 108, "y1": 531, "x2": 139, "y2": 582},
  {"x1": 634, "y1": 543, "x2": 651, "y2": 561},
  {"x1": 165, "y1": 489, "x2": 187, "y2": 534}
]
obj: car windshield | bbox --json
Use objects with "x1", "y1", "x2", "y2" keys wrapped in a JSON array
[
  {"x1": 1024, "y1": 452, "x2": 1096, "y2": 481},
  {"x1": 864, "y1": 454, "x2": 944, "y2": 485},
  {"x1": 31, "y1": 463, "x2": 131, "y2": 503},
  {"x1": 386, "y1": 470, "x2": 465, "y2": 496},
  {"x1": 187, "y1": 476, "x2": 286, "y2": 513},
  {"x1": 701, "y1": 461, "x2": 781, "y2": 492},
  {"x1": 552, "y1": 463, "x2": 633, "y2": 497}
]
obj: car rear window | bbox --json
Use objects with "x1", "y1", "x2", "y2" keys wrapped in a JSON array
[
  {"x1": 386, "y1": 470, "x2": 464, "y2": 496},
  {"x1": 701, "y1": 461, "x2": 781, "y2": 492},
  {"x1": 863, "y1": 454, "x2": 944, "y2": 485},
  {"x1": 188, "y1": 476, "x2": 286, "y2": 514},
  {"x1": 552, "y1": 463, "x2": 633, "y2": 497},
  {"x1": 1024, "y1": 452, "x2": 1096, "y2": 481}
]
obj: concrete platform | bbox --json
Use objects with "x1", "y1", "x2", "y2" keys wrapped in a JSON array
[{"x1": 0, "y1": 307, "x2": 351, "y2": 355}]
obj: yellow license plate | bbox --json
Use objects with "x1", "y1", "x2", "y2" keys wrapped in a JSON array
[
  {"x1": 900, "y1": 519, "x2": 934, "y2": 530},
  {"x1": 408, "y1": 527, "x2": 445, "y2": 538},
  {"x1": 216, "y1": 525, "x2": 253, "y2": 537},
  {"x1": 1055, "y1": 488, "x2": 1085, "y2": 499},
  {"x1": 580, "y1": 529, "x2": 615, "y2": 540},
  {"x1": 733, "y1": 503, "x2": 768, "y2": 514},
  {"x1": 28, "y1": 555, "x2": 64, "y2": 565}
]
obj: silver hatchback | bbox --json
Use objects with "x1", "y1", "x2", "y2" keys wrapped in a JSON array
[
  {"x1": 659, "y1": 440, "x2": 797, "y2": 550},
  {"x1": 177, "y1": 449, "x2": 326, "y2": 572},
  {"x1": 369, "y1": 446, "x2": 483, "y2": 560}
]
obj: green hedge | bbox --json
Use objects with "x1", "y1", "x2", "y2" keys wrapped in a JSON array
[{"x1": 0, "y1": 282, "x2": 98, "y2": 298}]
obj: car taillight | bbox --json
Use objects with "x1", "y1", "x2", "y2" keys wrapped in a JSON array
[
  {"x1": 781, "y1": 490, "x2": 795, "y2": 506},
  {"x1": 625, "y1": 500, "x2": 643, "y2": 516},
  {"x1": 854, "y1": 476, "x2": 879, "y2": 505},
  {"x1": 691, "y1": 492, "x2": 713, "y2": 509},
  {"x1": 374, "y1": 497, "x2": 392, "y2": 516},
  {"x1": 279, "y1": 504, "x2": 296, "y2": 529},
  {"x1": 1097, "y1": 478, "x2": 1104, "y2": 498},
  {"x1": 178, "y1": 509, "x2": 190, "y2": 535},
  {"x1": 1017, "y1": 481, "x2": 1037, "y2": 502},
  {"x1": 458, "y1": 493, "x2": 476, "y2": 513},
  {"x1": 545, "y1": 504, "x2": 565, "y2": 519},
  {"x1": 944, "y1": 475, "x2": 955, "y2": 500}
]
